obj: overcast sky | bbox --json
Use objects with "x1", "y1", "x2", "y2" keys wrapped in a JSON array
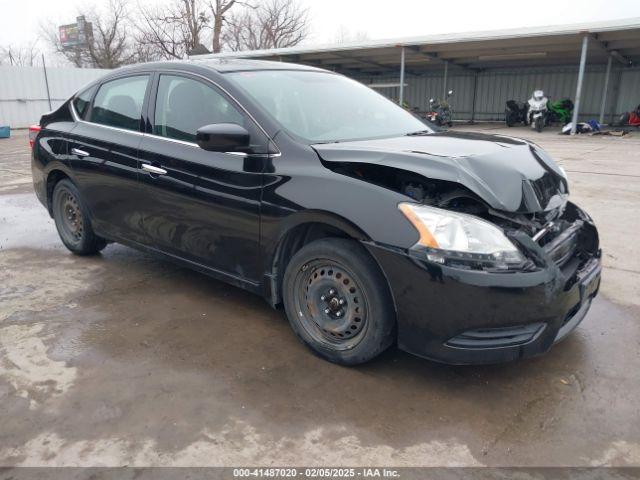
[{"x1": 1, "y1": 0, "x2": 639, "y2": 49}]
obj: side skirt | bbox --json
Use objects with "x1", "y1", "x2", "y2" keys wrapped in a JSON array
[{"x1": 101, "y1": 233, "x2": 264, "y2": 297}]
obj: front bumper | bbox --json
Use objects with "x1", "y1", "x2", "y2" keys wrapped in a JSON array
[{"x1": 365, "y1": 214, "x2": 601, "y2": 365}]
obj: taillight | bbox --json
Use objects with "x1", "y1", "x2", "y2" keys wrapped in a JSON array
[{"x1": 29, "y1": 125, "x2": 41, "y2": 149}]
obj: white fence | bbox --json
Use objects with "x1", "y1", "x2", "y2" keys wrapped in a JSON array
[{"x1": 0, "y1": 65, "x2": 107, "y2": 129}]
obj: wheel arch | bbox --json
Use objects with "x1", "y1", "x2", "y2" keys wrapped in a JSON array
[
  {"x1": 265, "y1": 210, "x2": 396, "y2": 314},
  {"x1": 45, "y1": 169, "x2": 73, "y2": 217}
]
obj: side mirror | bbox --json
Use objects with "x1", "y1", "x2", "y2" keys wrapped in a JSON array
[{"x1": 196, "y1": 123, "x2": 250, "y2": 152}]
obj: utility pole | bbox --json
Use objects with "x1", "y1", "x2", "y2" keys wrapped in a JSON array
[{"x1": 42, "y1": 54, "x2": 52, "y2": 111}]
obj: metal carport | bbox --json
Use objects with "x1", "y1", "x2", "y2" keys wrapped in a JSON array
[{"x1": 193, "y1": 18, "x2": 640, "y2": 133}]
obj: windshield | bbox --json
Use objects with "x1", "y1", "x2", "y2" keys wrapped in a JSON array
[{"x1": 227, "y1": 70, "x2": 430, "y2": 143}]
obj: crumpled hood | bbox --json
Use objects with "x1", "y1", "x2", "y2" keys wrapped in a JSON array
[{"x1": 312, "y1": 131, "x2": 568, "y2": 213}]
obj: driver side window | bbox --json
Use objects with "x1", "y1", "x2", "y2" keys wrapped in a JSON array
[{"x1": 153, "y1": 74, "x2": 245, "y2": 143}]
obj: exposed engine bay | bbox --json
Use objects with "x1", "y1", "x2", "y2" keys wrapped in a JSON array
[
  {"x1": 326, "y1": 161, "x2": 599, "y2": 273},
  {"x1": 327, "y1": 162, "x2": 557, "y2": 232}
]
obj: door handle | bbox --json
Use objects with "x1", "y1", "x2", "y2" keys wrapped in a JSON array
[
  {"x1": 71, "y1": 148, "x2": 90, "y2": 157},
  {"x1": 141, "y1": 163, "x2": 167, "y2": 175}
]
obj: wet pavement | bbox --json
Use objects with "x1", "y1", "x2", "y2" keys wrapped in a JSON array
[{"x1": 0, "y1": 127, "x2": 639, "y2": 466}]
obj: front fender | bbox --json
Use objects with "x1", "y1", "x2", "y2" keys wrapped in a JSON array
[
  {"x1": 262, "y1": 172, "x2": 419, "y2": 250},
  {"x1": 273, "y1": 209, "x2": 370, "y2": 242}
]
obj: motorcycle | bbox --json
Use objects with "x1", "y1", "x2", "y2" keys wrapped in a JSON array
[
  {"x1": 426, "y1": 90, "x2": 454, "y2": 127},
  {"x1": 505, "y1": 100, "x2": 528, "y2": 127},
  {"x1": 617, "y1": 104, "x2": 640, "y2": 127},
  {"x1": 547, "y1": 99, "x2": 574, "y2": 125},
  {"x1": 527, "y1": 90, "x2": 548, "y2": 132}
]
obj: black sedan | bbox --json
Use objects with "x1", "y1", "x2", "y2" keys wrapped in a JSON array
[{"x1": 30, "y1": 59, "x2": 601, "y2": 365}]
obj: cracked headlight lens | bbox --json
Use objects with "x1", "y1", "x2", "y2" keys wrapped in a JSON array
[{"x1": 399, "y1": 202, "x2": 525, "y2": 268}]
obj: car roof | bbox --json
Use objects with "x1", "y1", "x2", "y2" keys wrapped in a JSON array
[
  {"x1": 190, "y1": 58, "x2": 326, "y2": 72},
  {"x1": 114, "y1": 58, "x2": 326, "y2": 75}
]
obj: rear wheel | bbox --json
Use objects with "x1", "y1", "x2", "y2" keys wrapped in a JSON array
[
  {"x1": 52, "y1": 179, "x2": 107, "y2": 255},
  {"x1": 283, "y1": 238, "x2": 395, "y2": 365}
]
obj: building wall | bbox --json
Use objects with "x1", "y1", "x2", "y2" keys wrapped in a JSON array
[
  {"x1": 2, "y1": 63, "x2": 638, "y2": 128},
  {"x1": 355, "y1": 65, "x2": 640, "y2": 123},
  {"x1": 0, "y1": 65, "x2": 106, "y2": 128}
]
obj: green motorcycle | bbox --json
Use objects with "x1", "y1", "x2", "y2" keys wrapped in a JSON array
[{"x1": 547, "y1": 99, "x2": 574, "y2": 125}]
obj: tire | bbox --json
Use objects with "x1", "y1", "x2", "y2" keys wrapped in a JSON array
[
  {"x1": 535, "y1": 116, "x2": 544, "y2": 133},
  {"x1": 52, "y1": 179, "x2": 107, "y2": 255},
  {"x1": 618, "y1": 113, "x2": 630, "y2": 127},
  {"x1": 282, "y1": 238, "x2": 395, "y2": 366},
  {"x1": 506, "y1": 113, "x2": 515, "y2": 127}
]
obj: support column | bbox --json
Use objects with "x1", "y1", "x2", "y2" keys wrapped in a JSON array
[
  {"x1": 470, "y1": 72, "x2": 478, "y2": 124},
  {"x1": 443, "y1": 61, "x2": 448, "y2": 99},
  {"x1": 571, "y1": 34, "x2": 589, "y2": 135},
  {"x1": 599, "y1": 54, "x2": 612, "y2": 125},
  {"x1": 609, "y1": 67, "x2": 623, "y2": 124},
  {"x1": 399, "y1": 46, "x2": 405, "y2": 106}
]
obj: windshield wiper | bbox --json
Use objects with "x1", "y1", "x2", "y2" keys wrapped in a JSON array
[{"x1": 406, "y1": 130, "x2": 432, "y2": 136}]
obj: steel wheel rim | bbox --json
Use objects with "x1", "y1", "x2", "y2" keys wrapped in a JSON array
[
  {"x1": 56, "y1": 189, "x2": 84, "y2": 244},
  {"x1": 293, "y1": 259, "x2": 369, "y2": 350}
]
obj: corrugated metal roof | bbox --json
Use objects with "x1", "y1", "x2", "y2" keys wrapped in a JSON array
[{"x1": 192, "y1": 17, "x2": 640, "y2": 73}]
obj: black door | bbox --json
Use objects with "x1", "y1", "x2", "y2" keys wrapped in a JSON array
[
  {"x1": 136, "y1": 73, "x2": 269, "y2": 283},
  {"x1": 67, "y1": 74, "x2": 151, "y2": 243}
]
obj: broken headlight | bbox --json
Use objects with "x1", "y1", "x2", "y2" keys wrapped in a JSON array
[{"x1": 399, "y1": 202, "x2": 525, "y2": 270}]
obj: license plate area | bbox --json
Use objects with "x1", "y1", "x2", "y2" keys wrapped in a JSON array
[{"x1": 578, "y1": 259, "x2": 601, "y2": 303}]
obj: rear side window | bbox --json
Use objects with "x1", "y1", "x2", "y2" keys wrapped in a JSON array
[
  {"x1": 73, "y1": 86, "x2": 96, "y2": 120},
  {"x1": 90, "y1": 75, "x2": 149, "y2": 131},
  {"x1": 153, "y1": 74, "x2": 245, "y2": 142}
]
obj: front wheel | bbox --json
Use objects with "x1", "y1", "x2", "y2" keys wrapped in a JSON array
[
  {"x1": 52, "y1": 179, "x2": 107, "y2": 255},
  {"x1": 283, "y1": 238, "x2": 396, "y2": 365},
  {"x1": 535, "y1": 116, "x2": 544, "y2": 132}
]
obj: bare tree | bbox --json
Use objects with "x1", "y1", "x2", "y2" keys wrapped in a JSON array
[
  {"x1": 223, "y1": 0, "x2": 308, "y2": 51},
  {"x1": 0, "y1": 42, "x2": 41, "y2": 66},
  {"x1": 136, "y1": 0, "x2": 244, "y2": 57},
  {"x1": 332, "y1": 25, "x2": 369, "y2": 44},
  {"x1": 136, "y1": 0, "x2": 210, "y2": 59},
  {"x1": 207, "y1": 0, "x2": 239, "y2": 53},
  {"x1": 258, "y1": 0, "x2": 308, "y2": 48},
  {"x1": 41, "y1": 0, "x2": 138, "y2": 68},
  {"x1": 87, "y1": 0, "x2": 138, "y2": 68},
  {"x1": 221, "y1": 9, "x2": 254, "y2": 51}
]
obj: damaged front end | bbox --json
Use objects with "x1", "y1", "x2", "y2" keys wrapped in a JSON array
[
  {"x1": 313, "y1": 132, "x2": 602, "y2": 363},
  {"x1": 321, "y1": 158, "x2": 599, "y2": 275}
]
